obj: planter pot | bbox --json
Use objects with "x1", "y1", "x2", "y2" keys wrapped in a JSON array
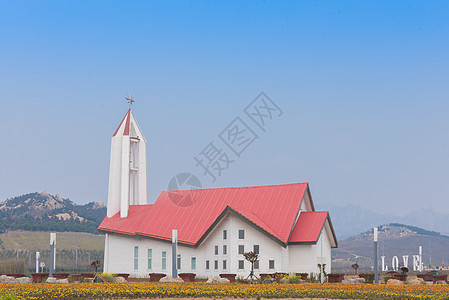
[
  {"x1": 327, "y1": 273, "x2": 344, "y2": 283},
  {"x1": 219, "y1": 273, "x2": 236, "y2": 283},
  {"x1": 295, "y1": 273, "x2": 308, "y2": 280},
  {"x1": 433, "y1": 275, "x2": 447, "y2": 283},
  {"x1": 7, "y1": 274, "x2": 24, "y2": 279},
  {"x1": 53, "y1": 273, "x2": 70, "y2": 279},
  {"x1": 149, "y1": 273, "x2": 166, "y2": 282},
  {"x1": 179, "y1": 273, "x2": 196, "y2": 282},
  {"x1": 274, "y1": 272, "x2": 288, "y2": 283},
  {"x1": 81, "y1": 273, "x2": 95, "y2": 279},
  {"x1": 417, "y1": 273, "x2": 434, "y2": 281},
  {"x1": 31, "y1": 273, "x2": 49, "y2": 283},
  {"x1": 392, "y1": 274, "x2": 407, "y2": 281}
]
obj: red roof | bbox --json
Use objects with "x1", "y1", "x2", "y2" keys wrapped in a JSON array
[
  {"x1": 99, "y1": 182, "x2": 336, "y2": 247},
  {"x1": 289, "y1": 211, "x2": 328, "y2": 243},
  {"x1": 112, "y1": 109, "x2": 131, "y2": 137}
]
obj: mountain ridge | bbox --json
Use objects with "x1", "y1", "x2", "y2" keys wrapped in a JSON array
[
  {"x1": 0, "y1": 192, "x2": 106, "y2": 234},
  {"x1": 333, "y1": 223, "x2": 449, "y2": 271},
  {"x1": 321, "y1": 204, "x2": 449, "y2": 240}
]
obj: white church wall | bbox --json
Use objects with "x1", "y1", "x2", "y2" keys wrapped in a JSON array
[
  {"x1": 106, "y1": 212, "x2": 296, "y2": 277},
  {"x1": 288, "y1": 221, "x2": 333, "y2": 275},
  {"x1": 106, "y1": 137, "x2": 122, "y2": 218},
  {"x1": 311, "y1": 222, "x2": 332, "y2": 275}
]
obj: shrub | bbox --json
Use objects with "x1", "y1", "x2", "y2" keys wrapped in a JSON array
[
  {"x1": 288, "y1": 274, "x2": 301, "y2": 284},
  {"x1": 100, "y1": 273, "x2": 117, "y2": 283}
]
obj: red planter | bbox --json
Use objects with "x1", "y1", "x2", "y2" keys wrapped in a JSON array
[
  {"x1": 219, "y1": 273, "x2": 236, "y2": 283},
  {"x1": 327, "y1": 273, "x2": 344, "y2": 283},
  {"x1": 149, "y1": 273, "x2": 166, "y2": 282},
  {"x1": 433, "y1": 274, "x2": 447, "y2": 283},
  {"x1": 53, "y1": 273, "x2": 70, "y2": 279},
  {"x1": 392, "y1": 274, "x2": 407, "y2": 281},
  {"x1": 7, "y1": 274, "x2": 24, "y2": 278},
  {"x1": 31, "y1": 273, "x2": 49, "y2": 283},
  {"x1": 417, "y1": 273, "x2": 434, "y2": 281},
  {"x1": 295, "y1": 273, "x2": 308, "y2": 280},
  {"x1": 274, "y1": 272, "x2": 288, "y2": 282},
  {"x1": 179, "y1": 273, "x2": 196, "y2": 282}
]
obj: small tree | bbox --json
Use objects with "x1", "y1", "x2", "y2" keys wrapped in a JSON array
[{"x1": 243, "y1": 251, "x2": 259, "y2": 282}]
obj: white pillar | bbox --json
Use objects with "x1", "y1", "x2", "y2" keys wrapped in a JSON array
[
  {"x1": 35, "y1": 252, "x2": 40, "y2": 273},
  {"x1": 104, "y1": 234, "x2": 109, "y2": 273}
]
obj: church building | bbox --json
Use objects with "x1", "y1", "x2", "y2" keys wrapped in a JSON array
[{"x1": 99, "y1": 107, "x2": 338, "y2": 277}]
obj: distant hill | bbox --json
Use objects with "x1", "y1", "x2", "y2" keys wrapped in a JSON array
[
  {"x1": 321, "y1": 204, "x2": 449, "y2": 240},
  {"x1": 333, "y1": 223, "x2": 449, "y2": 271},
  {"x1": 0, "y1": 192, "x2": 106, "y2": 234}
]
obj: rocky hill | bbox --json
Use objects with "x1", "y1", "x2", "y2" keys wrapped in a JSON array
[
  {"x1": 333, "y1": 223, "x2": 449, "y2": 271},
  {"x1": 0, "y1": 192, "x2": 106, "y2": 234},
  {"x1": 322, "y1": 204, "x2": 449, "y2": 240}
]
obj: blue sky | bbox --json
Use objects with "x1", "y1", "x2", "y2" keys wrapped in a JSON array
[{"x1": 1, "y1": 1, "x2": 448, "y2": 214}]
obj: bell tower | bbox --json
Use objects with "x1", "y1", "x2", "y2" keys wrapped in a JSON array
[{"x1": 107, "y1": 95, "x2": 147, "y2": 218}]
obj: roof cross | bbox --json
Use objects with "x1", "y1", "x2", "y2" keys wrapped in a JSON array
[{"x1": 125, "y1": 92, "x2": 135, "y2": 108}]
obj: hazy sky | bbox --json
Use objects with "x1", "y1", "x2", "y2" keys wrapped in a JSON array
[{"x1": 1, "y1": 1, "x2": 448, "y2": 214}]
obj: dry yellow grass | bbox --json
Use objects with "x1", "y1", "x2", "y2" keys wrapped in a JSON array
[{"x1": 0, "y1": 230, "x2": 104, "y2": 251}]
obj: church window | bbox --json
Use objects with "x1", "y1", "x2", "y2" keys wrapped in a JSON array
[
  {"x1": 206, "y1": 260, "x2": 210, "y2": 270},
  {"x1": 238, "y1": 229, "x2": 245, "y2": 239},
  {"x1": 177, "y1": 254, "x2": 181, "y2": 270},
  {"x1": 162, "y1": 251, "x2": 167, "y2": 270},
  {"x1": 238, "y1": 245, "x2": 244, "y2": 254},
  {"x1": 214, "y1": 260, "x2": 218, "y2": 270},
  {"x1": 214, "y1": 245, "x2": 219, "y2": 255},
  {"x1": 238, "y1": 260, "x2": 244, "y2": 269},
  {"x1": 269, "y1": 260, "x2": 275, "y2": 269},
  {"x1": 223, "y1": 230, "x2": 227, "y2": 240},
  {"x1": 191, "y1": 257, "x2": 196, "y2": 270},
  {"x1": 253, "y1": 245, "x2": 259, "y2": 254},
  {"x1": 223, "y1": 260, "x2": 227, "y2": 270},
  {"x1": 147, "y1": 249, "x2": 152, "y2": 269},
  {"x1": 223, "y1": 245, "x2": 227, "y2": 255},
  {"x1": 133, "y1": 246, "x2": 139, "y2": 270},
  {"x1": 254, "y1": 260, "x2": 259, "y2": 269}
]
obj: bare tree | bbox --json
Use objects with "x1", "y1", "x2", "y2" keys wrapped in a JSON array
[{"x1": 244, "y1": 251, "x2": 259, "y2": 282}]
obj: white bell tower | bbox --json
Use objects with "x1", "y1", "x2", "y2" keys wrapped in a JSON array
[{"x1": 107, "y1": 96, "x2": 147, "y2": 218}]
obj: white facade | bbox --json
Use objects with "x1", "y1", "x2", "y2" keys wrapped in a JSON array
[
  {"x1": 104, "y1": 212, "x2": 333, "y2": 276},
  {"x1": 107, "y1": 110, "x2": 147, "y2": 218}
]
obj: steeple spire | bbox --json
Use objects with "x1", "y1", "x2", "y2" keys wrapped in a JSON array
[{"x1": 107, "y1": 99, "x2": 148, "y2": 218}]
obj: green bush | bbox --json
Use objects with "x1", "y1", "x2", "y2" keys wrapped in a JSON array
[
  {"x1": 100, "y1": 272, "x2": 117, "y2": 283},
  {"x1": 288, "y1": 274, "x2": 301, "y2": 284}
]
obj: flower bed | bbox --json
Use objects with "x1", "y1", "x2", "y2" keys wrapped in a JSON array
[{"x1": 1, "y1": 282, "x2": 449, "y2": 300}]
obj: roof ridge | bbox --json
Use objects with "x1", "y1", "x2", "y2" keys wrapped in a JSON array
[{"x1": 161, "y1": 182, "x2": 308, "y2": 193}]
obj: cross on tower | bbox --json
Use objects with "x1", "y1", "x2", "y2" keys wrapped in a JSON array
[{"x1": 125, "y1": 93, "x2": 135, "y2": 108}]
